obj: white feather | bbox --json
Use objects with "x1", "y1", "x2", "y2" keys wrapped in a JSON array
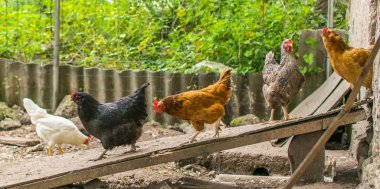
[{"x1": 23, "y1": 98, "x2": 87, "y2": 147}]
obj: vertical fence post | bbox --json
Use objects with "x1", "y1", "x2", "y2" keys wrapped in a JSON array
[
  {"x1": 53, "y1": 0, "x2": 60, "y2": 110},
  {"x1": 325, "y1": 0, "x2": 334, "y2": 78}
]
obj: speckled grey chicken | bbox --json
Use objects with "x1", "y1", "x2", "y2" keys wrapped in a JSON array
[{"x1": 262, "y1": 39, "x2": 305, "y2": 121}]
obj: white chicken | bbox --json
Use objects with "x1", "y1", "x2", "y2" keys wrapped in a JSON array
[{"x1": 23, "y1": 98, "x2": 89, "y2": 156}]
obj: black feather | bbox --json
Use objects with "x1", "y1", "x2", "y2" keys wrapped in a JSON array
[{"x1": 74, "y1": 83, "x2": 149, "y2": 150}]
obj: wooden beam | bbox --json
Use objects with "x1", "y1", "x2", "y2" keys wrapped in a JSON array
[{"x1": 0, "y1": 106, "x2": 367, "y2": 189}]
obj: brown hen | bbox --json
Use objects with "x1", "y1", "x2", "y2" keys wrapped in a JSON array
[
  {"x1": 322, "y1": 28, "x2": 373, "y2": 96},
  {"x1": 153, "y1": 69, "x2": 232, "y2": 143}
]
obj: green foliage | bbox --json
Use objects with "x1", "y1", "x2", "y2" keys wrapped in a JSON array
[
  {"x1": 0, "y1": 0, "x2": 347, "y2": 73},
  {"x1": 300, "y1": 53, "x2": 321, "y2": 75},
  {"x1": 299, "y1": 37, "x2": 321, "y2": 75}
]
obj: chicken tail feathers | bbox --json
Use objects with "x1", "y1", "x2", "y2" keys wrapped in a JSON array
[
  {"x1": 23, "y1": 98, "x2": 41, "y2": 114},
  {"x1": 137, "y1": 83, "x2": 150, "y2": 93},
  {"x1": 132, "y1": 82, "x2": 150, "y2": 98},
  {"x1": 23, "y1": 98, "x2": 49, "y2": 123},
  {"x1": 123, "y1": 83, "x2": 150, "y2": 123},
  {"x1": 218, "y1": 68, "x2": 232, "y2": 90},
  {"x1": 265, "y1": 51, "x2": 275, "y2": 65},
  {"x1": 219, "y1": 68, "x2": 232, "y2": 80}
]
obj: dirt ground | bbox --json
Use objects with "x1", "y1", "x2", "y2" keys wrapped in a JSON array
[{"x1": 0, "y1": 119, "x2": 360, "y2": 189}]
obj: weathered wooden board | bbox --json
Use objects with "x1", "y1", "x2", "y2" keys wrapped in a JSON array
[
  {"x1": 0, "y1": 103, "x2": 367, "y2": 189},
  {"x1": 0, "y1": 137, "x2": 40, "y2": 147},
  {"x1": 290, "y1": 72, "x2": 342, "y2": 117},
  {"x1": 275, "y1": 73, "x2": 349, "y2": 147},
  {"x1": 313, "y1": 81, "x2": 350, "y2": 115}
]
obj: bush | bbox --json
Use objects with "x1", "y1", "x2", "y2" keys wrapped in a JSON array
[{"x1": 0, "y1": 0, "x2": 347, "y2": 73}]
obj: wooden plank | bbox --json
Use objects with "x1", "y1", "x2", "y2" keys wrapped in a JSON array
[
  {"x1": 0, "y1": 105, "x2": 367, "y2": 189},
  {"x1": 0, "y1": 136, "x2": 40, "y2": 147},
  {"x1": 290, "y1": 72, "x2": 342, "y2": 117},
  {"x1": 278, "y1": 74, "x2": 348, "y2": 148},
  {"x1": 313, "y1": 81, "x2": 350, "y2": 115}
]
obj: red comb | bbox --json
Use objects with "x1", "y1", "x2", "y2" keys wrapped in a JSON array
[
  {"x1": 286, "y1": 38, "x2": 292, "y2": 44},
  {"x1": 153, "y1": 100, "x2": 158, "y2": 108},
  {"x1": 322, "y1": 28, "x2": 329, "y2": 35},
  {"x1": 70, "y1": 89, "x2": 77, "y2": 98}
]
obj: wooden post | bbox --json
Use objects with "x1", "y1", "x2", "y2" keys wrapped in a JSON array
[
  {"x1": 288, "y1": 131, "x2": 325, "y2": 183},
  {"x1": 53, "y1": 0, "x2": 60, "y2": 110},
  {"x1": 325, "y1": 0, "x2": 334, "y2": 77}
]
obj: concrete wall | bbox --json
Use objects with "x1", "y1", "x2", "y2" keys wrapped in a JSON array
[{"x1": 348, "y1": 0, "x2": 380, "y2": 188}]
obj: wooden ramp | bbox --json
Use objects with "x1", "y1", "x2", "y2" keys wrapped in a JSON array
[
  {"x1": 283, "y1": 72, "x2": 351, "y2": 182},
  {"x1": 271, "y1": 72, "x2": 350, "y2": 146},
  {"x1": 0, "y1": 100, "x2": 369, "y2": 189},
  {"x1": 290, "y1": 72, "x2": 350, "y2": 117}
]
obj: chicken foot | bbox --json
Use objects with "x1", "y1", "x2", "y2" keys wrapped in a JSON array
[
  {"x1": 90, "y1": 149, "x2": 108, "y2": 161},
  {"x1": 124, "y1": 143, "x2": 138, "y2": 154},
  {"x1": 181, "y1": 131, "x2": 201, "y2": 144},
  {"x1": 57, "y1": 145, "x2": 64, "y2": 155},
  {"x1": 189, "y1": 131, "x2": 201, "y2": 143}
]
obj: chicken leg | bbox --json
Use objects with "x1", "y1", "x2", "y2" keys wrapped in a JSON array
[
  {"x1": 124, "y1": 143, "x2": 137, "y2": 154},
  {"x1": 365, "y1": 88, "x2": 372, "y2": 99},
  {"x1": 281, "y1": 105, "x2": 289, "y2": 121},
  {"x1": 47, "y1": 146, "x2": 53, "y2": 156},
  {"x1": 213, "y1": 117, "x2": 222, "y2": 138},
  {"x1": 182, "y1": 121, "x2": 204, "y2": 144},
  {"x1": 268, "y1": 108, "x2": 275, "y2": 122},
  {"x1": 179, "y1": 131, "x2": 201, "y2": 146},
  {"x1": 57, "y1": 145, "x2": 64, "y2": 155},
  {"x1": 188, "y1": 131, "x2": 201, "y2": 143}
]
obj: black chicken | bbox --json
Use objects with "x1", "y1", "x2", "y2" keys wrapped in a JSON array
[{"x1": 71, "y1": 83, "x2": 149, "y2": 160}]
